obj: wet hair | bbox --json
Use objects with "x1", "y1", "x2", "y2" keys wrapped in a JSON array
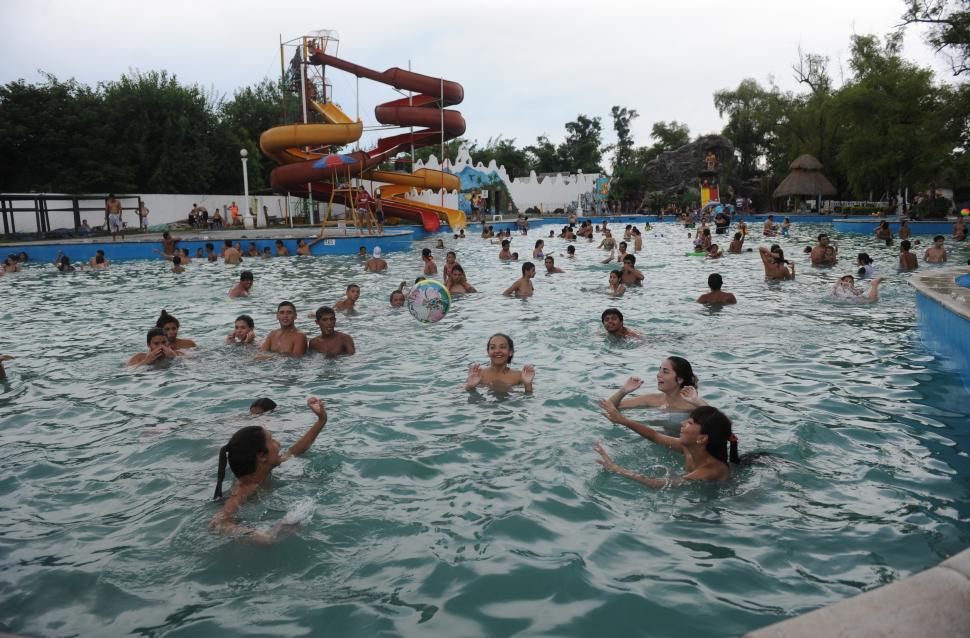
[
  {"x1": 235, "y1": 314, "x2": 254, "y2": 328},
  {"x1": 708, "y1": 273, "x2": 723, "y2": 290},
  {"x1": 733, "y1": 232, "x2": 742, "y2": 241},
  {"x1": 172, "y1": 256, "x2": 182, "y2": 266},
  {"x1": 389, "y1": 289, "x2": 405, "y2": 302},
  {"x1": 817, "y1": 233, "x2": 828, "y2": 242},
  {"x1": 224, "y1": 239, "x2": 233, "y2": 247},
  {"x1": 610, "y1": 269, "x2": 623, "y2": 281},
  {"x1": 250, "y1": 398, "x2": 277, "y2": 413},
  {"x1": 422, "y1": 248, "x2": 432, "y2": 258},
  {"x1": 59, "y1": 255, "x2": 71, "y2": 268},
  {"x1": 156, "y1": 309, "x2": 179, "y2": 329},
  {"x1": 933, "y1": 235, "x2": 945, "y2": 242},
  {"x1": 487, "y1": 333, "x2": 514, "y2": 363},
  {"x1": 703, "y1": 228, "x2": 711, "y2": 237},
  {"x1": 535, "y1": 239, "x2": 543, "y2": 248},
  {"x1": 901, "y1": 240, "x2": 912, "y2": 251},
  {"x1": 451, "y1": 264, "x2": 465, "y2": 276},
  {"x1": 619, "y1": 242, "x2": 628, "y2": 251},
  {"x1": 447, "y1": 250, "x2": 456, "y2": 258},
  {"x1": 346, "y1": 283, "x2": 360, "y2": 292},
  {"x1": 857, "y1": 253, "x2": 873, "y2": 265},
  {"x1": 205, "y1": 243, "x2": 214, "y2": 251},
  {"x1": 163, "y1": 232, "x2": 171, "y2": 239},
  {"x1": 522, "y1": 261, "x2": 535, "y2": 274},
  {"x1": 315, "y1": 306, "x2": 335, "y2": 320},
  {"x1": 501, "y1": 239, "x2": 510, "y2": 248},
  {"x1": 276, "y1": 240, "x2": 284, "y2": 246},
  {"x1": 146, "y1": 326, "x2": 166, "y2": 345},
  {"x1": 214, "y1": 425, "x2": 269, "y2": 499},
  {"x1": 666, "y1": 356, "x2": 698, "y2": 388},
  {"x1": 601, "y1": 307, "x2": 623, "y2": 323},
  {"x1": 545, "y1": 256, "x2": 555, "y2": 264},
  {"x1": 95, "y1": 250, "x2": 105, "y2": 264},
  {"x1": 689, "y1": 406, "x2": 739, "y2": 465},
  {"x1": 567, "y1": 245, "x2": 576, "y2": 254},
  {"x1": 278, "y1": 301, "x2": 296, "y2": 312},
  {"x1": 623, "y1": 254, "x2": 636, "y2": 265},
  {"x1": 769, "y1": 244, "x2": 786, "y2": 264},
  {"x1": 512, "y1": 252, "x2": 519, "y2": 259}
]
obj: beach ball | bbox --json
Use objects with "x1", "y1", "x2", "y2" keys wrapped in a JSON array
[
  {"x1": 407, "y1": 279, "x2": 452, "y2": 323},
  {"x1": 962, "y1": 208, "x2": 969, "y2": 216}
]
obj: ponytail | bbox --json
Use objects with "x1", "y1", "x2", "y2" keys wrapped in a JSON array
[
  {"x1": 690, "y1": 406, "x2": 738, "y2": 465},
  {"x1": 728, "y1": 434, "x2": 740, "y2": 464},
  {"x1": 214, "y1": 444, "x2": 229, "y2": 499}
]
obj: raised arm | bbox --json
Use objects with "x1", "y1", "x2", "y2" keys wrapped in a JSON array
[
  {"x1": 286, "y1": 397, "x2": 329, "y2": 458},
  {"x1": 599, "y1": 400, "x2": 684, "y2": 451},
  {"x1": 521, "y1": 364, "x2": 535, "y2": 393},
  {"x1": 594, "y1": 443, "x2": 675, "y2": 489}
]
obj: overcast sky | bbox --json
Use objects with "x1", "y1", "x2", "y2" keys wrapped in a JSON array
[{"x1": 0, "y1": 0, "x2": 951, "y2": 164}]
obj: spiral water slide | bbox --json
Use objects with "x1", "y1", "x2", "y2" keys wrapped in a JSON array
[{"x1": 260, "y1": 52, "x2": 466, "y2": 231}]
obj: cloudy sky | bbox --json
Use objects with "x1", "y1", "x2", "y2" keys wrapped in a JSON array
[{"x1": 0, "y1": 0, "x2": 951, "y2": 163}]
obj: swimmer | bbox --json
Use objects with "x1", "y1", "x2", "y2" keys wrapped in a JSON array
[
  {"x1": 763, "y1": 215, "x2": 777, "y2": 237},
  {"x1": 563, "y1": 245, "x2": 577, "y2": 258},
  {"x1": 156, "y1": 310, "x2": 197, "y2": 348},
  {"x1": 196, "y1": 248, "x2": 204, "y2": 259},
  {"x1": 458, "y1": 229, "x2": 466, "y2": 239},
  {"x1": 448, "y1": 264, "x2": 477, "y2": 294},
  {"x1": 275, "y1": 240, "x2": 291, "y2": 257},
  {"x1": 924, "y1": 235, "x2": 948, "y2": 263},
  {"x1": 249, "y1": 398, "x2": 277, "y2": 415},
  {"x1": 389, "y1": 287, "x2": 406, "y2": 308},
  {"x1": 205, "y1": 243, "x2": 218, "y2": 262},
  {"x1": 464, "y1": 333, "x2": 535, "y2": 392},
  {"x1": 228, "y1": 270, "x2": 254, "y2": 298},
  {"x1": 262, "y1": 247, "x2": 272, "y2": 259},
  {"x1": 594, "y1": 405, "x2": 741, "y2": 486},
  {"x1": 226, "y1": 314, "x2": 257, "y2": 344},
  {"x1": 810, "y1": 234, "x2": 838, "y2": 266},
  {"x1": 161, "y1": 232, "x2": 182, "y2": 256},
  {"x1": 781, "y1": 217, "x2": 791, "y2": 237},
  {"x1": 221, "y1": 240, "x2": 242, "y2": 265},
  {"x1": 738, "y1": 218, "x2": 748, "y2": 237},
  {"x1": 899, "y1": 240, "x2": 918, "y2": 271},
  {"x1": 210, "y1": 396, "x2": 328, "y2": 542},
  {"x1": 533, "y1": 240, "x2": 545, "y2": 259},
  {"x1": 55, "y1": 255, "x2": 79, "y2": 273},
  {"x1": 759, "y1": 244, "x2": 795, "y2": 280},
  {"x1": 601, "y1": 308, "x2": 643, "y2": 339},
  {"x1": 954, "y1": 217, "x2": 967, "y2": 241},
  {"x1": 620, "y1": 254, "x2": 644, "y2": 285},
  {"x1": 503, "y1": 262, "x2": 535, "y2": 298},
  {"x1": 899, "y1": 219, "x2": 912, "y2": 240},
  {"x1": 856, "y1": 253, "x2": 875, "y2": 277},
  {"x1": 89, "y1": 250, "x2": 109, "y2": 269},
  {"x1": 442, "y1": 250, "x2": 459, "y2": 284},
  {"x1": 511, "y1": 252, "x2": 519, "y2": 261},
  {"x1": 598, "y1": 230, "x2": 616, "y2": 251},
  {"x1": 706, "y1": 243, "x2": 723, "y2": 259},
  {"x1": 832, "y1": 275, "x2": 882, "y2": 303},
  {"x1": 632, "y1": 227, "x2": 643, "y2": 251},
  {"x1": 544, "y1": 256, "x2": 564, "y2": 274},
  {"x1": 728, "y1": 232, "x2": 746, "y2": 253},
  {"x1": 421, "y1": 248, "x2": 438, "y2": 276},
  {"x1": 296, "y1": 239, "x2": 310, "y2": 256},
  {"x1": 697, "y1": 273, "x2": 737, "y2": 304},
  {"x1": 308, "y1": 306, "x2": 356, "y2": 356},
  {"x1": 603, "y1": 357, "x2": 707, "y2": 413},
  {"x1": 700, "y1": 228, "x2": 713, "y2": 251},
  {"x1": 333, "y1": 284, "x2": 360, "y2": 312},
  {"x1": 365, "y1": 247, "x2": 387, "y2": 272},
  {"x1": 607, "y1": 270, "x2": 626, "y2": 297},
  {"x1": 435, "y1": 238, "x2": 445, "y2": 249},
  {"x1": 875, "y1": 221, "x2": 893, "y2": 244},
  {"x1": 260, "y1": 301, "x2": 307, "y2": 356},
  {"x1": 127, "y1": 327, "x2": 182, "y2": 367},
  {"x1": 0, "y1": 354, "x2": 13, "y2": 380},
  {"x1": 171, "y1": 255, "x2": 185, "y2": 274}
]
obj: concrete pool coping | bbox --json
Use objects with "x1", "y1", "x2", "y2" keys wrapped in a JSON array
[
  {"x1": 907, "y1": 265, "x2": 970, "y2": 320},
  {"x1": 745, "y1": 547, "x2": 970, "y2": 637}
]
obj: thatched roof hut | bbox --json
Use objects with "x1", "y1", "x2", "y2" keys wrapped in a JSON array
[{"x1": 772, "y1": 154, "x2": 836, "y2": 198}]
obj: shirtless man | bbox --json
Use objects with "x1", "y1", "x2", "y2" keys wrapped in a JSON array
[
  {"x1": 899, "y1": 240, "x2": 918, "y2": 271},
  {"x1": 543, "y1": 256, "x2": 564, "y2": 274},
  {"x1": 498, "y1": 239, "x2": 513, "y2": 260},
  {"x1": 953, "y1": 217, "x2": 967, "y2": 241},
  {"x1": 275, "y1": 240, "x2": 291, "y2": 257},
  {"x1": 696, "y1": 273, "x2": 737, "y2": 304},
  {"x1": 308, "y1": 306, "x2": 356, "y2": 356},
  {"x1": 229, "y1": 271, "x2": 254, "y2": 298},
  {"x1": 260, "y1": 301, "x2": 307, "y2": 356},
  {"x1": 763, "y1": 215, "x2": 777, "y2": 237},
  {"x1": 106, "y1": 194, "x2": 123, "y2": 241},
  {"x1": 137, "y1": 201, "x2": 150, "y2": 230},
  {"x1": 759, "y1": 244, "x2": 795, "y2": 280},
  {"x1": 365, "y1": 247, "x2": 387, "y2": 272},
  {"x1": 601, "y1": 308, "x2": 642, "y2": 339},
  {"x1": 205, "y1": 243, "x2": 218, "y2": 262},
  {"x1": 924, "y1": 235, "x2": 948, "y2": 263},
  {"x1": 89, "y1": 250, "x2": 109, "y2": 269},
  {"x1": 161, "y1": 232, "x2": 182, "y2": 257},
  {"x1": 810, "y1": 234, "x2": 838, "y2": 266},
  {"x1": 421, "y1": 248, "x2": 437, "y2": 276},
  {"x1": 503, "y1": 262, "x2": 535, "y2": 297},
  {"x1": 222, "y1": 239, "x2": 242, "y2": 265},
  {"x1": 333, "y1": 284, "x2": 360, "y2": 311},
  {"x1": 620, "y1": 254, "x2": 645, "y2": 285}
]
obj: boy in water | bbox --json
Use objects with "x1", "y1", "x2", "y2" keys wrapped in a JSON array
[
  {"x1": 620, "y1": 254, "x2": 645, "y2": 285},
  {"x1": 365, "y1": 247, "x2": 387, "y2": 272},
  {"x1": 696, "y1": 273, "x2": 737, "y2": 304},
  {"x1": 498, "y1": 239, "x2": 513, "y2": 260},
  {"x1": 924, "y1": 235, "x2": 948, "y2": 263},
  {"x1": 308, "y1": 306, "x2": 356, "y2": 356},
  {"x1": 229, "y1": 271, "x2": 254, "y2": 298},
  {"x1": 601, "y1": 308, "x2": 643, "y2": 339},
  {"x1": 503, "y1": 262, "x2": 535, "y2": 297},
  {"x1": 544, "y1": 256, "x2": 565, "y2": 274},
  {"x1": 249, "y1": 398, "x2": 277, "y2": 415},
  {"x1": 899, "y1": 240, "x2": 918, "y2": 271},
  {"x1": 260, "y1": 301, "x2": 307, "y2": 356},
  {"x1": 810, "y1": 234, "x2": 838, "y2": 266},
  {"x1": 333, "y1": 284, "x2": 361, "y2": 312},
  {"x1": 205, "y1": 243, "x2": 218, "y2": 262},
  {"x1": 275, "y1": 240, "x2": 291, "y2": 257},
  {"x1": 421, "y1": 248, "x2": 438, "y2": 276},
  {"x1": 222, "y1": 239, "x2": 242, "y2": 265}
]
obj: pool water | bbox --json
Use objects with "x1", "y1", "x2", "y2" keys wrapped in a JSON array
[{"x1": 2, "y1": 223, "x2": 969, "y2": 637}]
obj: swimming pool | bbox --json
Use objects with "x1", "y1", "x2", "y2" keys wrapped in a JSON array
[{"x1": 1, "y1": 222, "x2": 969, "y2": 637}]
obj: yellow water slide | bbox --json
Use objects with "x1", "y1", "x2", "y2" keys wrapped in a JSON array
[
  {"x1": 366, "y1": 168, "x2": 467, "y2": 229},
  {"x1": 260, "y1": 102, "x2": 363, "y2": 164}
]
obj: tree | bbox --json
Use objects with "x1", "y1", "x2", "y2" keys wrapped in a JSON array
[
  {"x1": 525, "y1": 135, "x2": 566, "y2": 174},
  {"x1": 901, "y1": 0, "x2": 970, "y2": 76},
  {"x1": 559, "y1": 114, "x2": 604, "y2": 173},
  {"x1": 714, "y1": 79, "x2": 783, "y2": 180},
  {"x1": 470, "y1": 136, "x2": 532, "y2": 178},
  {"x1": 649, "y1": 120, "x2": 690, "y2": 153}
]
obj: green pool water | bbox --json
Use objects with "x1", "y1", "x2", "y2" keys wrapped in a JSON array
[{"x1": 1, "y1": 223, "x2": 969, "y2": 637}]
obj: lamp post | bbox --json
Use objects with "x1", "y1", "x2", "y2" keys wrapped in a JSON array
[{"x1": 240, "y1": 149, "x2": 250, "y2": 225}]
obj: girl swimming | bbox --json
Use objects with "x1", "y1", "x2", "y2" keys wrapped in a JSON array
[
  {"x1": 856, "y1": 252, "x2": 875, "y2": 277},
  {"x1": 607, "y1": 269, "x2": 626, "y2": 297},
  {"x1": 127, "y1": 327, "x2": 182, "y2": 367},
  {"x1": 604, "y1": 357, "x2": 707, "y2": 413},
  {"x1": 156, "y1": 310, "x2": 197, "y2": 349},
  {"x1": 464, "y1": 333, "x2": 535, "y2": 393},
  {"x1": 832, "y1": 275, "x2": 882, "y2": 303}
]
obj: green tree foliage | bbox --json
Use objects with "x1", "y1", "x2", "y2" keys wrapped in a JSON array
[
  {"x1": 714, "y1": 80, "x2": 783, "y2": 180},
  {"x1": 901, "y1": 0, "x2": 970, "y2": 76},
  {"x1": 524, "y1": 135, "x2": 566, "y2": 174},
  {"x1": 560, "y1": 114, "x2": 604, "y2": 173}
]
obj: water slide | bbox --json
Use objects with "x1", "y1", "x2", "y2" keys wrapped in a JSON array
[
  {"x1": 260, "y1": 51, "x2": 467, "y2": 231},
  {"x1": 366, "y1": 169, "x2": 466, "y2": 230}
]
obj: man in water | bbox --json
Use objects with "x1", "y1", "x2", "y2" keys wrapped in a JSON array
[
  {"x1": 899, "y1": 240, "x2": 918, "y2": 271},
  {"x1": 953, "y1": 217, "x2": 967, "y2": 241},
  {"x1": 275, "y1": 240, "x2": 291, "y2": 257},
  {"x1": 924, "y1": 235, "x2": 948, "y2": 263},
  {"x1": 308, "y1": 306, "x2": 356, "y2": 356},
  {"x1": 334, "y1": 284, "x2": 361, "y2": 311},
  {"x1": 106, "y1": 194, "x2": 123, "y2": 241},
  {"x1": 260, "y1": 301, "x2": 307, "y2": 356},
  {"x1": 161, "y1": 232, "x2": 182, "y2": 257},
  {"x1": 229, "y1": 270, "x2": 254, "y2": 298},
  {"x1": 421, "y1": 248, "x2": 437, "y2": 276},
  {"x1": 696, "y1": 273, "x2": 737, "y2": 304},
  {"x1": 205, "y1": 243, "x2": 218, "y2": 262},
  {"x1": 620, "y1": 254, "x2": 644, "y2": 285},
  {"x1": 222, "y1": 239, "x2": 242, "y2": 265},
  {"x1": 503, "y1": 262, "x2": 535, "y2": 297},
  {"x1": 365, "y1": 247, "x2": 387, "y2": 272},
  {"x1": 810, "y1": 234, "x2": 838, "y2": 266},
  {"x1": 498, "y1": 239, "x2": 513, "y2": 260},
  {"x1": 601, "y1": 308, "x2": 642, "y2": 339},
  {"x1": 544, "y1": 256, "x2": 564, "y2": 274}
]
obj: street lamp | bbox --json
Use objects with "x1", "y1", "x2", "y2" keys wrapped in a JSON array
[{"x1": 240, "y1": 149, "x2": 250, "y2": 226}]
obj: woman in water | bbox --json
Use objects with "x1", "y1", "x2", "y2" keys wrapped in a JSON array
[
  {"x1": 632, "y1": 227, "x2": 643, "y2": 252},
  {"x1": 603, "y1": 357, "x2": 708, "y2": 414},
  {"x1": 781, "y1": 217, "x2": 791, "y2": 237},
  {"x1": 226, "y1": 314, "x2": 257, "y2": 345},
  {"x1": 874, "y1": 221, "x2": 893, "y2": 244},
  {"x1": 127, "y1": 327, "x2": 182, "y2": 367},
  {"x1": 210, "y1": 397, "x2": 329, "y2": 542},
  {"x1": 3, "y1": 255, "x2": 22, "y2": 273},
  {"x1": 856, "y1": 252, "x2": 875, "y2": 277},
  {"x1": 533, "y1": 239, "x2": 545, "y2": 259},
  {"x1": 832, "y1": 275, "x2": 882, "y2": 303},
  {"x1": 898, "y1": 219, "x2": 911, "y2": 240},
  {"x1": 758, "y1": 244, "x2": 795, "y2": 280},
  {"x1": 156, "y1": 309, "x2": 198, "y2": 349},
  {"x1": 594, "y1": 405, "x2": 740, "y2": 486},
  {"x1": 728, "y1": 232, "x2": 745, "y2": 253},
  {"x1": 706, "y1": 243, "x2": 723, "y2": 259},
  {"x1": 607, "y1": 270, "x2": 626, "y2": 297},
  {"x1": 55, "y1": 255, "x2": 79, "y2": 272},
  {"x1": 464, "y1": 333, "x2": 535, "y2": 393},
  {"x1": 448, "y1": 264, "x2": 477, "y2": 294}
]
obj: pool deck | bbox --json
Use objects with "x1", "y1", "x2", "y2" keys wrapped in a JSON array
[{"x1": 908, "y1": 265, "x2": 970, "y2": 319}]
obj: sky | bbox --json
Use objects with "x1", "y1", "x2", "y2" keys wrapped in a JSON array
[{"x1": 0, "y1": 0, "x2": 952, "y2": 166}]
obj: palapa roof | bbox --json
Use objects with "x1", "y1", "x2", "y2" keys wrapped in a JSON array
[{"x1": 772, "y1": 154, "x2": 836, "y2": 198}]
